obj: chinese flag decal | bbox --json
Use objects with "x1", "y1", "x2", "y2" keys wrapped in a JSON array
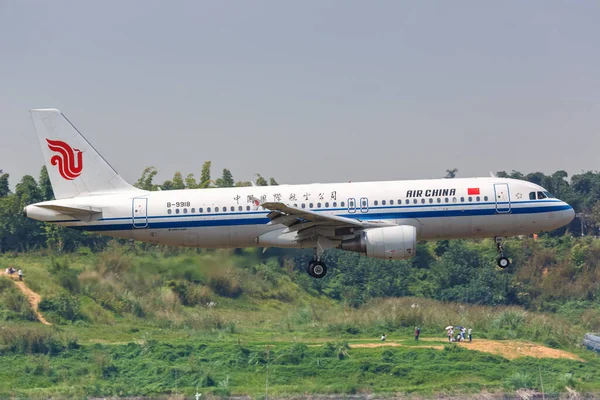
[{"x1": 467, "y1": 188, "x2": 480, "y2": 195}]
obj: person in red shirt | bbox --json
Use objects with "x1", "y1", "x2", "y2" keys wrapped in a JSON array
[{"x1": 415, "y1": 327, "x2": 420, "y2": 341}]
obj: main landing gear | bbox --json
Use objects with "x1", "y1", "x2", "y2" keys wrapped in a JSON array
[
  {"x1": 495, "y1": 237, "x2": 510, "y2": 268},
  {"x1": 307, "y1": 248, "x2": 327, "y2": 279}
]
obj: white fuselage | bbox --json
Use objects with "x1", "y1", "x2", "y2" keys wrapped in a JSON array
[{"x1": 26, "y1": 177, "x2": 575, "y2": 248}]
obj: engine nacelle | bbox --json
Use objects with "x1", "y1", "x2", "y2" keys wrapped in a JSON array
[{"x1": 339, "y1": 225, "x2": 417, "y2": 260}]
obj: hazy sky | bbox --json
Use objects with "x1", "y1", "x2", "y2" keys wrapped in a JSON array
[{"x1": 1, "y1": 1, "x2": 599, "y2": 187}]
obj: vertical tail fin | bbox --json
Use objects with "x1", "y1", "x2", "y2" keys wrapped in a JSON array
[{"x1": 30, "y1": 109, "x2": 140, "y2": 199}]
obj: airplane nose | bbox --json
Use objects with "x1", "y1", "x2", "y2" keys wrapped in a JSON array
[{"x1": 564, "y1": 203, "x2": 575, "y2": 224}]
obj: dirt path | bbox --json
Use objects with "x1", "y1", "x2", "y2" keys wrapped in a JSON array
[
  {"x1": 351, "y1": 342, "x2": 444, "y2": 350},
  {"x1": 418, "y1": 337, "x2": 583, "y2": 361},
  {"x1": 0, "y1": 271, "x2": 51, "y2": 325}
]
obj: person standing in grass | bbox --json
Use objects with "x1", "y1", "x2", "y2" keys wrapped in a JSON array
[
  {"x1": 18, "y1": 269, "x2": 23, "y2": 281},
  {"x1": 381, "y1": 333, "x2": 387, "y2": 341},
  {"x1": 415, "y1": 327, "x2": 420, "y2": 341},
  {"x1": 468, "y1": 328, "x2": 472, "y2": 342}
]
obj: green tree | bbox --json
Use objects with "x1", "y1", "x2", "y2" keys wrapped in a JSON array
[
  {"x1": 216, "y1": 169, "x2": 235, "y2": 188},
  {"x1": 171, "y1": 172, "x2": 186, "y2": 190},
  {"x1": 269, "y1": 177, "x2": 279, "y2": 186},
  {"x1": 185, "y1": 173, "x2": 198, "y2": 189},
  {"x1": 0, "y1": 173, "x2": 10, "y2": 197},
  {"x1": 15, "y1": 175, "x2": 42, "y2": 206},
  {"x1": 255, "y1": 174, "x2": 268, "y2": 186},
  {"x1": 135, "y1": 167, "x2": 158, "y2": 191},
  {"x1": 38, "y1": 166, "x2": 54, "y2": 201},
  {"x1": 200, "y1": 161, "x2": 212, "y2": 188}
]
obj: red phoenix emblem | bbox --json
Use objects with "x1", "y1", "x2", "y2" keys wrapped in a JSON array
[{"x1": 46, "y1": 139, "x2": 83, "y2": 180}]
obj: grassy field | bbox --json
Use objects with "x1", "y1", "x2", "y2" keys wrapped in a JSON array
[{"x1": 1, "y1": 247, "x2": 599, "y2": 398}]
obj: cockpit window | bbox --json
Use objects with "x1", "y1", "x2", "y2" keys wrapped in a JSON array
[
  {"x1": 543, "y1": 191, "x2": 555, "y2": 198},
  {"x1": 529, "y1": 192, "x2": 536, "y2": 200},
  {"x1": 537, "y1": 191, "x2": 547, "y2": 199}
]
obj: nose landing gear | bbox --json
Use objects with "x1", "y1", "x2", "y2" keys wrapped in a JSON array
[{"x1": 495, "y1": 237, "x2": 510, "y2": 268}]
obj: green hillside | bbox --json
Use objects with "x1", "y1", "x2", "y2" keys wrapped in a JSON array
[{"x1": 1, "y1": 239, "x2": 600, "y2": 398}]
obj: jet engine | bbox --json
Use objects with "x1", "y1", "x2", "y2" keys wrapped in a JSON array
[{"x1": 339, "y1": 225, "x2": 417, "y2": 260}]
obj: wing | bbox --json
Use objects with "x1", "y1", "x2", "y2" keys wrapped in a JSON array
[{"x1": 257, "y1": 200, "x2": 394, "y2": 243}]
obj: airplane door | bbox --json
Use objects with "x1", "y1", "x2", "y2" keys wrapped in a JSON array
[
  {"x1": 132, "y1": 198, "x2": 148, "y2": 228},
  {"x1": 360, "y1": 197, "x2": 369, "y2": 213},
  {"x1": 494, "y1": 184, "x2": 511, "y2": 213},
  {"x1": 347, "y1": 198, "x2": 356, "y2": 213}
]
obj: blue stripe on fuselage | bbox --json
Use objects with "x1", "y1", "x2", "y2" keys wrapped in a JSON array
[{"x1": 70, "y1": 204, "x2": 572, "y2": 232}]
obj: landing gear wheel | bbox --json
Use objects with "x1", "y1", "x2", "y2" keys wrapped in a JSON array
[
  {"x1": 307, "y1": 261, "x2": 327, "y2": 279},
  {"x1": 497, "y1": 257, "x2": 510, "y2": 269}
]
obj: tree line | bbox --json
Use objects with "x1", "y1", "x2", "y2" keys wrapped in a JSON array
[{"x1": 1, "y1": 165, "x2": 600, "y2": 253}]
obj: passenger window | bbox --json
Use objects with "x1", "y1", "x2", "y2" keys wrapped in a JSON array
[
  {"x1": 413, "y1": 199, "x2": 417, "y2": 204},
  {"x1": 309, "y1": 203, "x2": 314, "y2": 208},
  {"x1": 484, "y1": 196, "x2": 488, "y2": 201},
  {"x1": 529, "y1": 192, "x2": 536, "y2": 200},
  {"x1": 405, "y1": 199, "x2": 410, "y2": 205},
  {"x1": 460, "y1": 197, "x2": 464, "y2": 202},
  {"x1": 333, "y1": 202, "x2": 337, "y2": 207},
  {"x1": 398, "y1": 199, "x2": 402, "y2": 204},
  {"x1": 476, "y1": 196, "x2": 480, "y2": 202},
  {"x1": 215, "y1": 207, "x2": 219, "y2": 212},
  {"x1": 168, "y1": 209, "x2": 172, "y2": 215},
  {"x1": 317, "y1": 202, "x2": 321, "y2": 208},
  {"x1": 183, "y1": 208, "x2": 188, "y2": 214},
  {"x1": 207, "y1": 207, "x2": 211, "y2": 212},
  {"x1": 341, "y1": 201, "x2": 345, "y2": 207},
  {"x1": 191, "y1": 208, "x2": 195, "y2": 213},
  {"x1": 374, "y1": 200, "x2": 378, "y2": 206},
  {"x1": 176, "y1": 209, "x2": 180, "y2": 214},
  {"x1": 437, "y1": 198, "x2": 441, "y2": 203},
  {"x1": 246, "y1": 206, "x2": 250, "y2": 211},
  {"x1": 382, "y1": 200, "x2": 386, "y2": 205},
  {"x1": 238, "y1": 206, "x2": 242, "y2": 211},
  {"x1": 537, "y1": 191, "x2": 547, "y2": 199},
  {"x1": 452, "y1": 197, "x2": 457, "y2": 203},
  {"x1": 390, "y1": 200, "x2": 394, "y2": 205},
  {"x1": 468, "y1": 197, "x2": 472, "y2": 202},
  {"x1": 231, "y1": 206, "x2": 235, "y2": 211},
  {"x1": 199, "y1": 207, "x2": 203, "y2": 213},
  {"x1": 421, "y1": 199, "x2": 425, "y2": 204},
  {"x1": 429, "y1": 198, "x2": 434, "y2": 203},
  {"x1": 444, "y1": 198, "x2": 449, "y2": 203},
  {"x1": 301, "y1": 203, "x2": 306, "y2": 209}
]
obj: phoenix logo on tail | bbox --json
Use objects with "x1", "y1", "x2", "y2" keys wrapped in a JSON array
[{"x1": 46, "y1": 139, "x2": 83, "y2": 180}]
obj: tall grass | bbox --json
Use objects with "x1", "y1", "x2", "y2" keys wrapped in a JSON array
[{"x1": 0, "y1": 325, "x2": 78, "y2": 355}]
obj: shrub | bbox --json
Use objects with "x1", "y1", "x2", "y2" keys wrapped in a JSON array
[
  {"x1": 39, "y1": 293, "x2": 83, "y2": 322},
  {"x1": 208, "y1": 275, "x2": 242, "y2": 298}
]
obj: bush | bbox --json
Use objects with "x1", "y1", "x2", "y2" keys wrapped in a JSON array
[
  {"x1": 208, "y1": 275, "x2": 242, "y2": 298},
  {"x1": 39, "y1": 293, "x2": 83, "y2": 322}
]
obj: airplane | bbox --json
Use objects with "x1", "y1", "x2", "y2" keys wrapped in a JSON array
[{"x1": 24, "y1": 109, "x2": 575, "y2": 278}]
